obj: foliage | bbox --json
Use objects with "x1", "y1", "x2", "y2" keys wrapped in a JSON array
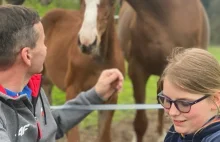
[
  {"x1": 24, "y1": 0, "x2": 80, "y2": 16},
  {"x1": 200, "y1": 0, "x2": 220, "y2": 45},
  {"x1": 206, "y1": 0, "x2": 220, "y2": 45},
  {"x1": 201, "y1": 0, "x2": 211, "y2": 10}
]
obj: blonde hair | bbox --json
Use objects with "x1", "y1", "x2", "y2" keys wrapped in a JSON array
[{"x1": 162, "y1": 48, "x2": 220, "y2": 95}]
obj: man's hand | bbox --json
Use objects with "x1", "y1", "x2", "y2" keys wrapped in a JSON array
[{"x1": 95, "y1": 68, "x2": 124, "y2": 100}]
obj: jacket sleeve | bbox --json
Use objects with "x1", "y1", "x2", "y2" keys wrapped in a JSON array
[
  {"x1": 0, "y1": 119, "x2": 11, "y2": 142},
  {"x1": 51, "y1": 88, "x2": 104, "y2": 139}
]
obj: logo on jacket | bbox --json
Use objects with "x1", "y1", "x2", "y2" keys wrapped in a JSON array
[{"x1": 18, "y1": 124, "x2": 30, "y2": 136}]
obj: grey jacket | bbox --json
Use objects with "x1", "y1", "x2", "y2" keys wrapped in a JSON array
[{"x1": 0, "y1": 74, "x2": 104, "y2": 142}]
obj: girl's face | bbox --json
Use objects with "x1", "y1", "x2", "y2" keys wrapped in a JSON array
[{"x1": 163, "y1": 78, "x2": 217, "y2": 135}]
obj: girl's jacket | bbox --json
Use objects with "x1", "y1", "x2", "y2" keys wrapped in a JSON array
[
  {"x1": 164, "y1": 116, "x2": 220, "y2": 142},
  {"x1": 0, "y1": 74, "x2": 104, "y2": 142}
]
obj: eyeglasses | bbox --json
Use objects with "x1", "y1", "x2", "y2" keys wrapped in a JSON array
[{"x1": 157, "y1": 91, "x2": 210, "y2": 113}]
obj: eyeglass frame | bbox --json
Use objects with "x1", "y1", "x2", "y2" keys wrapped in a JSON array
[{"x1": 157, "y1": 91, "x2": 210, "y2": 113}]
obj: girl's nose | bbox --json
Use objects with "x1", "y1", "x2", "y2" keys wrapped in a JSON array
[{"x1": 168, "y1": 103, "x2": 180, "y2": 116}]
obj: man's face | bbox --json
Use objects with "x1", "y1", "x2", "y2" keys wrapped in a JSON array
[{"x1": 29, "y1": 22, "x2": 47, "y2": 74}]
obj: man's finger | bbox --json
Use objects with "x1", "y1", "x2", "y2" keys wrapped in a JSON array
[{"x1": 105, "y1": 73, "x2": 120, "y2": 84}]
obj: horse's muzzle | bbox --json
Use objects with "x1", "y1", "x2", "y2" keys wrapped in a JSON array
[{"x1": 78, "y1": 37, "x2": 98, "y2": 55}]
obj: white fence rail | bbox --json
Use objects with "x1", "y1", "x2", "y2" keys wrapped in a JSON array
[{"x1": 50, "y1": 104, "x2": 163, "y2": 110}]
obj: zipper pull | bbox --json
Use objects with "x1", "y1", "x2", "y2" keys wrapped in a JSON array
[{"x1": 35, "y1": 117, "x2": 42, "y2": 139}]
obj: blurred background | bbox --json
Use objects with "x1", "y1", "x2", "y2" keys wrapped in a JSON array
[
  {"x1": 2, "y1": 0, "x2": 220, "y2": 141},
  {"x1": 25, "y1": 0, "x2": 220, "y2": 139}
]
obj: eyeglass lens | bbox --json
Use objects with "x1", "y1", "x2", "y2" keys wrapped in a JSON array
[{"x1": 158, "y1": 95, "x2": 191, "y2": 113}]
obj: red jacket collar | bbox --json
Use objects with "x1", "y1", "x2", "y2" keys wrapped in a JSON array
[
  {"x1": 0, "y1": 74, "x2": 42, "y2": 98},
  {"x1": 27, "y1": 74, "x2": 42, "y2": 98},
  {"x1": 0, "y1": 85, "x2": 6, "y2": 94}
]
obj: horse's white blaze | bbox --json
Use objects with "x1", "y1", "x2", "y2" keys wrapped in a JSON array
[{"x1": 78, "y1": 0, "x2": 100, "y2": 46}]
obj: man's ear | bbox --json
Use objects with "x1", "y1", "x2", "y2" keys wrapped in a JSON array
[
  {"x1": 20, "y1": 47, "x2": 32, "y2": 66},
  {"x1": 211, "y1": 91, "x2": 220, "y2": 110}
]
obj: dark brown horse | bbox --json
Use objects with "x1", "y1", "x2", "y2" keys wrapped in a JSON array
[
  {"x1": 41, "y1": 0, "x2": 125, "y2": 142},
  {"x1": 118, "y1": 0, "x2": 209, "y2": 142}
]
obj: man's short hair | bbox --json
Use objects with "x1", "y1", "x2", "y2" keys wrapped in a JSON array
[{"x1": 0, "y1": 5, "x2": 40, "y2": 69}]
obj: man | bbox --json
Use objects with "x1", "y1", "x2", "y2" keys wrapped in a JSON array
[{"x1": 0, "y1": 5, "x2": 124, "y2": 142}]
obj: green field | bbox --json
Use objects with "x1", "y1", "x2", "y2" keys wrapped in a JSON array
[{"x1": 51, "y1": 46, "x2": 220, "y2": 129}]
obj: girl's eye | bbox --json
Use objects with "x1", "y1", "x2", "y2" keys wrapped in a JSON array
[{"x1": 177, "y1": 101, "x2": 191, "y2": 107}]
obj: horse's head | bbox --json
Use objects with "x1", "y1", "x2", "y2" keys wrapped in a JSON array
[
  {"x1": 5, "y1": 0, "x2": 25, "y2": 5},
  {"x1": 78, "y1": 0, "x2": 115, "y2": 57}
]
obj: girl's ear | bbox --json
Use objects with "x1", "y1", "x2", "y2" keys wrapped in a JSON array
[
  {"x1": 20, "y1": 47, "x2": 32, "y2": 66},
  {"x1": 211, "y1": 91, "x2": 220, "y2": 110}
]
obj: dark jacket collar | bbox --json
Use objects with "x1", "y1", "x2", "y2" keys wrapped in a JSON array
[{"x1": 165, "y1": 116, "x2": 220, "y2": 142}]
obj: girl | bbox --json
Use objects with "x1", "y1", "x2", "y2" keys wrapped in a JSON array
[{"x1": 158, "y1": 48, "x2": 220, "y2": 142}]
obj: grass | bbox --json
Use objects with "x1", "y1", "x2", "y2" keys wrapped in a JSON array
[{"x1": 51, "y1": 46, "x2": 220, "y2": 129}]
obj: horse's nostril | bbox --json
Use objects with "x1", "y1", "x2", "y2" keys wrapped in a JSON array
[
  {"x1": 78, "y1": 36, "x2": 97, "y2": 54},
  {"x1": 81, "y1": 45, "x2": 87, "y2": 53}
]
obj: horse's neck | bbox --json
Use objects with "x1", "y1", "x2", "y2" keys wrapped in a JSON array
[
  {"x1": 99, "y1": 15, "x2": 116, "y2": 62},
  {"x1": 127, "y1": 0, "x2": 175, "y2": 20},
  {"x1": 127, "y1": 0, "x2": 170, "y2": 10}
]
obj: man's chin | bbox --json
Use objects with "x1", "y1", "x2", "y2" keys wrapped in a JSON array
[{"x1": 30, "y1": 68, "x2": 44, "y2": 75}]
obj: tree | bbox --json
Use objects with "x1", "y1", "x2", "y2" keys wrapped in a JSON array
[
  {"x1": 201, "y1": 0, "x2": 211, "y2": 11},
  {"x1": 207, "y1": 0, "x2": 220, "y2": 45}
]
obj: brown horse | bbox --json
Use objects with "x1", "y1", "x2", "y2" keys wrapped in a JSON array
[
  {"x1": 118, "y1": 0, "x2": 209, "y2": 142},
  {"x1": 41, "y1": 0, "x2": 125, "y2": 142}
]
